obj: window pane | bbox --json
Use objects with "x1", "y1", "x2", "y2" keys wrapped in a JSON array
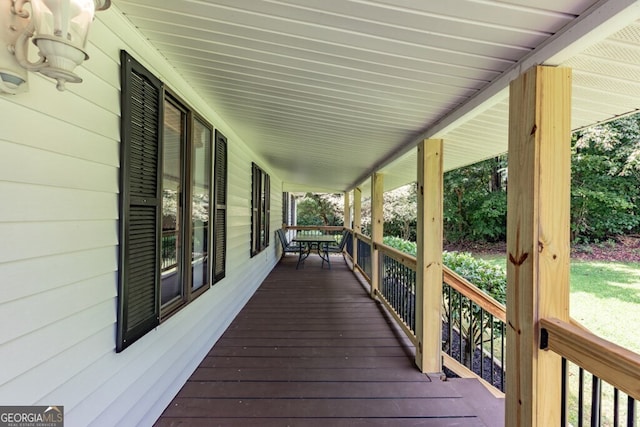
[
  {"x1": 161, "y1": 100, "x2": 184, "y2": 305},
  {"x1": 191, "y1": 118, "x2": 211, "y2": 291}
]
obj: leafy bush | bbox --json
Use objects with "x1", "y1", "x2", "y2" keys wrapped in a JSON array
[
  {"x1": 383, "y1": 236, "x2": 416, "y2": 256},
  {"x1": 383, "y1": 236, "x2": 506, "y2": 304},
  {"x1": 441, "y1": 251, "x2": 506, "y2": 304},
  {"x1": 467, "y1": 192, "x2": 507, "y2": 242}
]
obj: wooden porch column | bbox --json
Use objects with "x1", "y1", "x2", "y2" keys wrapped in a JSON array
[
  {"x1": 352, "y1": 187, "x2": 362, "y2": 270},
  {"x1": 506, "y1": 65, "x2": 571, "y2": 427},
  {"x1": 343, "y1": 191, "x2": 351, "y2": 229},
  {"x1": 415, "y1": 139, "x2": 444, "y2": 373},
  {"x1": 370, "y1": 173, "x2": 384, "y2": 297}
]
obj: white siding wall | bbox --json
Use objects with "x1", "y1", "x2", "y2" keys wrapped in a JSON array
[{"x1": 0, "y1": 8, "x2": 283, "y2": 426}]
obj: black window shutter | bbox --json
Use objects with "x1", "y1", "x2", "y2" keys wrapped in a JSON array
[
  {"x1": 250, "y1": 163, "x2": 259, "y2": 256},
  {"x1": 117, "y1": 51, "x2": 163, "y2": 352},
  {"x1": 213, "y1": 130, "x2": 227, "y2": 282},
  {"x1": 282, "y1": 192, "x2": 289, "y2": 225},
  {"x1": 264, "y1": 174, "x2": 270, "y2": 247}
]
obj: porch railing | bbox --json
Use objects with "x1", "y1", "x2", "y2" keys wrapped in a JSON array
[
  {"x1": 161, "y1": 230, "x2": 178, "y2": 271},
  {"x1": 303, "y1": 227, "x2": 640, "y2": 410},
  {"x1": 161, "y1": 225, "x2": 208, "y2": 272},
  {"x1": 284, "y1": 225, "x2": 344, "y2": 239},
  {"x1": 355, "y1": 233, "x2": 372, "y2": 280},
  {"x1": 374, "y1": 241, "x2": 417, "y2": 346},
  {"x1": 347, "y1": 233, "x2": 506, "y2": 393},
  {"x1": 541, "y1": 318, "x2": 640, "y2": 426},
  {"x1": 442, "y1": 267, "x2": 506, "y2": 393}
]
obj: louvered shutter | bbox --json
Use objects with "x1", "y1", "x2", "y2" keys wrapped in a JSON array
[
  {"x1": 282, "y1": 192, "x2": 289, "y2": 225},
  {"x1": 250, "y1": 163, "x2": 259, "y2": 256},
  {"x1": 117, "y1": 51, "x2": 163, "y2": 352},
  {"x1": 264, "y1": 174, "x2": 270, "y2": 248},
  {"x1": 213, "y1": 130, "x2": 227, "y2": 282}
]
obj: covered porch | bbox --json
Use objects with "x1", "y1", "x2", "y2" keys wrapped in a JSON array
[
  {"x1": 4, "y1": 1, "x2": 640, "y2": 425},
  {"x1": 155, "y1": 255, "x2": 503, "y2": 426}
]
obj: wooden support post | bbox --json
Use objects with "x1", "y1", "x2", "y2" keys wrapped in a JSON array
[
  {"x1": 415, "y1": 139, "x2": 444, "y2": 373},
  {"x1": 343, "y1": 191, "x2": 351, "y2": 229},
  {"x1": 506, "y1": 65, "x2": 572, "y2": 427},
  {"x1": 353, "y1": 187, "x2": 362, "y2": 270},
  {"x1": 370, "y1": 173, "x2": 384, "y2": 297}
]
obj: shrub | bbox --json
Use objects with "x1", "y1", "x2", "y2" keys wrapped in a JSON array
[
  {"x1": 441, "y1": 251, "x2": 506, "y2": 304},
  {"x1": 382, "y1": 236, "x2": 506, "y2": 304},
  {"x1": 383, "y1": 236, "x2": 416, "y2": 256}
]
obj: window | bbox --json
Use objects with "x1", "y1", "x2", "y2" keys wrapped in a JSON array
[
  {"x1": 117, "y1": 51, "x2": 219, "y2": 351},
  {"x1": 250, "y1": 163, "x2": 270, "y2": 256}
]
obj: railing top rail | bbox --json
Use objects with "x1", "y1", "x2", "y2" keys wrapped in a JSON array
[
  {"x1": 443, "y1": 266, "x2": 506, "y2": 322},
  {"x1": 354, "y1": 232, "x2": 372, "y2": 245},
  {"x1": 284, "y1": 225, "x2": 345, "y2": 232},
  {"x1": 373, "y1": 242, "x2": 417, "y2": 270},
  {"x1": 541, "y1": 317, "x2": 640, "y2": 401}
]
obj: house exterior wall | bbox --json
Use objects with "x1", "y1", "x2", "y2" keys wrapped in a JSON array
[{"x1": 0, "y1": 8, "x2": 282, "y2": 427}]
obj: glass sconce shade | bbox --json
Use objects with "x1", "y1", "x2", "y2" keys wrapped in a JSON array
[
  {"x1": 2, "y1": 0, "x2": 110, "y2": 92},
  {"x1": 30, "y1": 0, "x2": 96, "y2": 48}
]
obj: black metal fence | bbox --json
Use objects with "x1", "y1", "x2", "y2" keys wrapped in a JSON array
[
  {"x1": 345, "y1": 230, "x2": 353, "y2": 258},
  {"x1": 161, "y1": 230, "x2": 178, "y2": 271},
  {"x1": 380, "y1": 253, "x2": 416, "y2": 333},
  {"x1": 357, "y1": 237, "x2": 372, "y2": 279},
  {"x1": 562, "y1": 358, "x2": 638, "y2": 427},
  {"x1": 442, "y1": 282, "x2": 506, "y2": 392}
]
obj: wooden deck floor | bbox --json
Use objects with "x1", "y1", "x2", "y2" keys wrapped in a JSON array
[{"x1": 155, "y1": 255, "x2": 504, "y2": 427}]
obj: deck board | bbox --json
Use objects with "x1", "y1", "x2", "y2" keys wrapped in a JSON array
[{"x1": 154, "y1": 255, "x2": 504, "y2": 426}]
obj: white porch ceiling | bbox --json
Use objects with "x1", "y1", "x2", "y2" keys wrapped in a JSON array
[{"x1": 111, "y1": 0, "x2": 640, "y2": 194}]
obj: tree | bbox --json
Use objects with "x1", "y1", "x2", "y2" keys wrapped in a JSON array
[
  {"x1": 359, "y1": 184, "x2": 418, "y2": 240},
  {"x1": 571, "y1": 116, "x2": 640, "y2": 241},
  {"x1": 320, "y1": 112, "x2": 640, "y2": 244},
  {"x1": 383, "y1": 184, "x2": 418, "y2": 240},
  {"x1": 296, "y1": 193, "x2": 344, "y2": 226},
  {"x1": 440, "y1": 114, "x2": 640, "y2": 244},
  {"x1": 443, "y1": 155, "x2": 507, "y2": 243}
]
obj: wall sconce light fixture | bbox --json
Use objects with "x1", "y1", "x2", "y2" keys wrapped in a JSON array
[{"x1": 1, "y1": 0, "x2": 110, "y2": 94}]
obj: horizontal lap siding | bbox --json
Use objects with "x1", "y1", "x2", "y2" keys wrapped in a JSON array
[
  {"x1": 0, "y1": 20, "x2": 122, "y2": 417},
  {"x1": 0, "y1": 8, "x2": 281, "y2": 427},
  {"x1": 0, "y1": 221, "x2": 117, "y2": 263},
  {"x1": 0, "y1": 247, "x2": 116, "y2": 304}
]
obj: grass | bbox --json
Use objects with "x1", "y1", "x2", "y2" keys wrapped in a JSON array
[
  {"x1": 478, "y1": 255, "x2": 640, "y2": 425},
  {"x1": 570, "y1": 261, "x2": 640, "y2": 352},
  {"x1": 480, "y1": 256, "x2": 640, "y2": 351},
  {"x1": 568, "y1": 261, "x2": 640, "y2": 426}
]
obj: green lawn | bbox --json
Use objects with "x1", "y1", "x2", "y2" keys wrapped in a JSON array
[
  {"x1": 479, "y1": 256, "x2": 640, "y2": 351},
  {"x1": 570, "y1": 261, "x2": 640, "y2": 353},
  {"x1": 567, "y1": 261, "x2": 640, "y2": 426},
  {"x1": 478, "y1": 256, "x2": 640, "y2": 425}
]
